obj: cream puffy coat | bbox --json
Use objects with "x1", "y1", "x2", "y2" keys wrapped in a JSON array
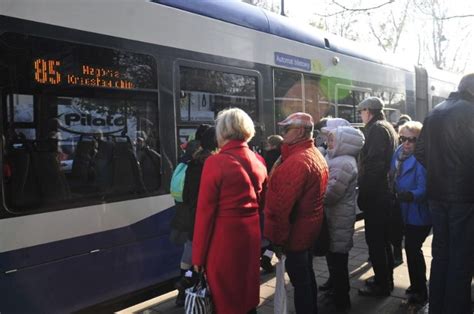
[{"x1": 325, "y1": 126, "x2": 365, "y2": 253}]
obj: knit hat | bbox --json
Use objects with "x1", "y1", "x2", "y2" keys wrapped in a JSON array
[
  {"x1": 200, "y1": 127, "x2": 217, "y2": 151},
  {"x1": 195, "y1": 124, "x2": 212, "y2": 141}
]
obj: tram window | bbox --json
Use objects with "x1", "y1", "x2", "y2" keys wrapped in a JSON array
[
  {"x1": 274, "y1": 70, "x2": 303, "y2": 122},
  {"x1": 335, "y1": 88, "x2": 371, "y2": 123},
  {"x1": 373, "y1": 91, "x2": 405, "y2": 124},
  {"x1": 179, "y1": 67, "x2": 257, "y2": 122},
  {"x1": 432, "y1": 96, "x2": 445, "y2": 108},
  {"x1": 274, "y1": 69, "x2": 326, "y2": 123},
  {"x1": 1, "y1": 32, "x2": 162, "y2": 214},
  {"x1": 7, "y1": 94, "x2": 34, "y2": 123}
]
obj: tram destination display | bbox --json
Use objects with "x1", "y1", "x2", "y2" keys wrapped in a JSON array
[{"x1": 1, "y1": 32, "x2": 157, "y2": 91}]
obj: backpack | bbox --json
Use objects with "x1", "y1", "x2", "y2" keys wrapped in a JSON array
[{"x1": 170, "y1": 162, "x2": 188, "y2": 202}]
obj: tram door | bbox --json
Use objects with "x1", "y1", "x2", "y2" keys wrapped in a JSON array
[{"x1": 176, "y1": 63, "x2": 261, "y2": 157}]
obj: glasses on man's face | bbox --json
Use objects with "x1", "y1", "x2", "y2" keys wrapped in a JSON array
[{"x1": 399, "y1": 136, "x2": 417, "y2": 144}]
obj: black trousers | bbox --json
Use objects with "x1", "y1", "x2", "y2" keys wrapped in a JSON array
[
  {"x1": 365, "y1": 215, "x2": 394, "y2": 289},
  {"x1": 390, "y1": 202, "x2": 404, "y2": 249},
  {"x1": 404, "y1": 224, "x2": 431, "y2": 293},
  {"x1": 326, "y1": 252, "x2": 350, "y2": 307}
]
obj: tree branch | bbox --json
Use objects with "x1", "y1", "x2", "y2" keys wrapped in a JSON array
[
  {"x1": 313, "y1": 0, "x2": 394, "y2": 17},
  {"x1": 436, "y1": 14, "x2": 474, "y2": 20}
]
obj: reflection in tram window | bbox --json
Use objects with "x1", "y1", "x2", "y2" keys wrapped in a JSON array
[
  {"x1": 1, "y1": 32, "x2": 162, "y2": 213},
  {"x1": 179, "y1": 66, "x2": 258, "y2": 122},
  {"x1": 274, "y1": 69, "x2": 329, "y2": 124}
]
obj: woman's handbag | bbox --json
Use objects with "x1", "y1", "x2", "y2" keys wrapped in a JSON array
[
  {"x1": 184, "y1": 272, "x2": 213, "y2": 314},
  {"x1": 274, "y1": 255, "x2": 288, "y2": 314}
]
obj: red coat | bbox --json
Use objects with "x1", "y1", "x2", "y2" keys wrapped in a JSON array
[
  {"x1": 192, "y1": 140, "x2": 267, "y2": 314},
  {"x1": 264, "y1": 139, "x2": 328, "y2": 251}
]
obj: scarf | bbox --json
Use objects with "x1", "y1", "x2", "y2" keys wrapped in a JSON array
[{"x1": 389, "y1": 149, "x2": 412, "y2": 193}]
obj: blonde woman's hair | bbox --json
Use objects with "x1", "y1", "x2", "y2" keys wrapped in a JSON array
[
  {"x1": 399, "y1": 120, "x2": 423, "y2": 136},
  {"x1": 215, "y1": 108, "x2": 255, "y2": 144}
]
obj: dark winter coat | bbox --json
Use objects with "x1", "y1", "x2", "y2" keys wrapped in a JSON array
[
  {"x1": 358, "y1": 116, "x2": 398, "y2": 218},
  {"x1": 180, "y1": 150, "x2": 211, "y2": 240},
  {"x1": 264, "y1": 148, "x2": 280, "y2": 174},
  {"x1": 415, "y1": 91, "x2": 474, "y2": 203}
]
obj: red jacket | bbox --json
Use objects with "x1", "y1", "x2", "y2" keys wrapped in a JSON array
[
  {"x1": 192, "y1": 140, "x2": 267, "y2": 314},
  {"x1": 264, "y1": 139, "x2": 328, "y2": 251}
]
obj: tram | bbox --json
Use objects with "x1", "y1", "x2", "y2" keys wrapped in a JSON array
[{"x1": 0, "y1": 0, "x2": 459, "y2": 312}]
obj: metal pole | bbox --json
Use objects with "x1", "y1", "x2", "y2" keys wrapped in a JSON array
[{"x1": 281, "y1": 0, "x2": 285, "y2": 16}]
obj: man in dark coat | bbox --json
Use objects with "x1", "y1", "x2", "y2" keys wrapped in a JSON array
[
  {"x1": 357, "y1": 97, "x2": 398, "y2": 297},
  {"x1": 415, "y1": 73, "x2": 474, "y2": 314}
]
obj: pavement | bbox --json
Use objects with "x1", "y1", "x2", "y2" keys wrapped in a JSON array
[{"x1": 117, "y1": 219, "x2": 473, "y2": 314}]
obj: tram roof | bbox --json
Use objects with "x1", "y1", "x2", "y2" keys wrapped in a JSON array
[{"x1": 152, "y1": 0, "x2": 412, "y2": 72}]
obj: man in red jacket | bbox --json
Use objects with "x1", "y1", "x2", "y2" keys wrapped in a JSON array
[{"x1": 264, "y1": 112, "x2": 328, "y2": 314}]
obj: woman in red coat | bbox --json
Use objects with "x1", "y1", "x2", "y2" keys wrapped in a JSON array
[{"x1": 192, "y1": 108, "x2": 267, "y2": 314}]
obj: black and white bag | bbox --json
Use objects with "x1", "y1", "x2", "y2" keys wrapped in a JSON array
[{"x1": 184, "y1": 273, "x2": 213, "y2": 314}]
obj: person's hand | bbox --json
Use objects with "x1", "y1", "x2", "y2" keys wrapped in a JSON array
[
  {"x1": 397, "y1": 191, "x2": 414, "y2": 202},
  {"x1": 272, "y1": 244, "x2": 285, "y2": 259},
  {"x1": 193, "y1": 265, "x2": 204, "y2": 273}
]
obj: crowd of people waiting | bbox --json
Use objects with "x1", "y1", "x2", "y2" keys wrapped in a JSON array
[{"x1": 169, "y1": 73, "x2": 474, "y2": 314}]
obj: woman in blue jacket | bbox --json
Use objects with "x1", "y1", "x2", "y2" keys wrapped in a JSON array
[{"x1": 390, "y1": 121, "x2": 432, "y2": 305}]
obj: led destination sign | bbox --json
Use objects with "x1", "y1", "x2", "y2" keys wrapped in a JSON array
[
  {"x1": 0, "y1": 32, "x2": 157, "y2": 91},
  {"x1": 34, "y1": 58, "x2": 136, "y2": 89}
]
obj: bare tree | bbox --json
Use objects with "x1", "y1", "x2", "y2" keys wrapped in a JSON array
[
  {"x1": 414, "y1": 0, "x2": 473, "y2": 71},
  {"x1": 241, "y1": 0, "x2": 280, "y2": 14},
  {"x1": 367, "y1": 0, "x2": 411, "y2": 53}
]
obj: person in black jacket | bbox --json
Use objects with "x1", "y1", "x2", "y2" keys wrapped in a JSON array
[
  {"x1": 263, "y1": 135, "x2": 283, "y2": 174},
  {"x1": 415, "y1": 73, "x2": 474, "y2": 314},
  {"x1": 174, "y1": 127, "x2": 217, "y2": 307},
  {"x1": 259, "y1": 135, "x2": 283, "y2": 274},
  {"x1": 356, "y1": 97, "x2": 398, "y2": 297}
]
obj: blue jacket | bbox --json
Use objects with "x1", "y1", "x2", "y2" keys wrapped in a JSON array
[{"x1": 390, "y1": 146, "x2": 431, "y2": 226}]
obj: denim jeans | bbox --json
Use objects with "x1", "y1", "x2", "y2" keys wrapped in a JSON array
[
  {"x1": 285, "y1": 249, "x2": 318, "y2": 314},
  {"x1": 428, "y1": 201, "x2": 474, "y2": 314}
]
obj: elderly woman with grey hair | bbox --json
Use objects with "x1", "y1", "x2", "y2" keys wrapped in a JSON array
[{"x1": 192, "y1": 108, "x2": 267, "y2": 314}]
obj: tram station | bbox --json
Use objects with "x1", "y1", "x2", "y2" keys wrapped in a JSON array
[{"x1": 1, "y1": 0, "x2": 473, "y2": 313}]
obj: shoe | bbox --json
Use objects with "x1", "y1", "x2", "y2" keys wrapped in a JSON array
[
  {"x1": 260, "y1": 256, "x2": 275, "y2": 274},
  {"x1": 334, "y1": 301, "x2": 351, "y2": 313},
  {"x1": 358, "y1": 284, "x2": 391, "y2": 297},
  {"x1": 319, "y1": 278, "x2": 333, "y2": 291},
  {"x1": 408, "y1": 291, "x2": 428, "y2": 305},
  {"x1": 365, "y1": 277, "x2": 394, "y2": 291},
  {"x1": 365, "y1": 277, "x2": 375, "y2": 286},
  {"x1": 393, "y1": 246, "x2": 403, "y2": 267},
  {"x1": 405, "y1": 285, "x2": 414, "y2": 294},
  {"x1": 175, "y1": 288, "x2": 186, "y2": 307}
]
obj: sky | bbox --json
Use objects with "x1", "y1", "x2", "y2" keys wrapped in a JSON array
[{"x1": 262, "y1": 0, "x2": 474, "y2": 74}]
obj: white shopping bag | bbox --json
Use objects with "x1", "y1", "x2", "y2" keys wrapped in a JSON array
[{"x1": 274, "y1": 255, "x2": 288, "y2": 314}]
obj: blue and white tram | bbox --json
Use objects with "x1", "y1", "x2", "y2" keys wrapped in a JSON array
[{"x1": 0, "y1": 0, "x2": 458, "y2": 312}]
